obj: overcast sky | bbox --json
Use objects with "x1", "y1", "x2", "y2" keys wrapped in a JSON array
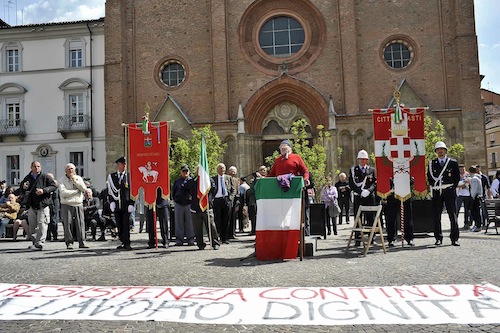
[{"x1": 2, "y1": 0, "x2": 498, "y2": 94}]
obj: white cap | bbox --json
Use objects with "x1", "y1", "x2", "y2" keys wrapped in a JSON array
[
  {"x1": 434, "y1": 141, "x2": 447, "y2": 151},
  {"x1": 357, "y1": 149, "x2": 369, "y2": 159}
]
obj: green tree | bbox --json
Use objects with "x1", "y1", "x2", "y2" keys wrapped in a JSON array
[
  {"x1": 169, "y1": 126, "x2": 227, "y2": 185},
  {"x1": 424, "y1": 116, "x2": 464, "y2": 161}
]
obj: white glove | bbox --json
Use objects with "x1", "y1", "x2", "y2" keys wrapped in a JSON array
[
  {"x1": 110, "y1": 202, "x2": 116, "y2": 212},
  {"x1": 361, "y1": 189, "x2": 370, "y2": 198},
  {"x1": 127, "y1": 205, "x2": 135, "y2": 213}
]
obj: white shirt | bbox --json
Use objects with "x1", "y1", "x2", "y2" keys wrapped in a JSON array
[{"x1": 215, "y1": 175, "x2": 226, "y2": 198}]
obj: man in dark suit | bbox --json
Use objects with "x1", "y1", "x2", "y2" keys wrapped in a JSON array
[
  {"x1": 211, "y1": 163, "x2": 235, "y2": 244},
  {"x1": 349, "y1": 149, "x2": 377, "y2": 245},
  {"x1": 188, "y1": 171, "x2": 220, "y2": 250},
  {"x1": 427, "y1": 141, "x2": 460, "y2": 246},
  {"x1": 107, "y1": 157, "x2": 135, "y2": 250}
]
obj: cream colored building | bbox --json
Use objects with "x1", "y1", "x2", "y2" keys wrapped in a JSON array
[{"x1": 0, "y1": 19, "x2": 107, "y2": 188}]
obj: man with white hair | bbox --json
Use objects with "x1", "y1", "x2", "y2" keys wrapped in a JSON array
[
  {"x1": 212, "y1": 163, "x2": 235, "y2": 244},
  {"x1": 427, "y1": 141, "x2": 460, "y2": 246},
  {"x1": 227, "y1": 165, "x2": 239, "y2": 240},
  {"x1": 59, "y1": 163, "x2": 88, "y2": 249}
]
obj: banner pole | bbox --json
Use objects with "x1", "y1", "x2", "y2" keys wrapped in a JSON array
[
  {"x1": 400, "y1": 201, "x2": 405, "y2": 247},
  {"x1": 208, "y1": 209, "x2": 213, "y2": 250},
  {"x1": 300, "y1": 187, "x2": 305, "y2": 261},
  {"x1": 153, "y1": 204, "x2": 158, "y2": 249}
]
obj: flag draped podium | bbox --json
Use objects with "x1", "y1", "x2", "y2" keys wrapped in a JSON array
[
  {"x1": 254, "y1": 177, "x2": 304, "y2": 260},
  {"x1": 128, "y1": 121, "x2": 170, "y2": 206}
]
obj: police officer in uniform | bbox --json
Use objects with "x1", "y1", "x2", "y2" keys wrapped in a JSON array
[
  {"x1": 107, "y1": 157, "x2": 135, "y2": 250},
  {"x1": 427, "y1": 141, "x2": 460, "y2": 246},
  {"x1": 349, "y1": 150, "x2": 377, "y2": 245}
]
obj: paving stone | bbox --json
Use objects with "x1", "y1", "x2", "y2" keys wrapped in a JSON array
[{"x1": 0, "y1": 212, "x2": 498, "y2": 332}]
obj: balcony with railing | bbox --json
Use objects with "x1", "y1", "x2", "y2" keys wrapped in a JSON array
[
  {"x1": 57, "y1": 115, "x2": 91, "y2": 138},
  {"x1": 0, "y1": 119, "x2": 26, "y2": 141}
]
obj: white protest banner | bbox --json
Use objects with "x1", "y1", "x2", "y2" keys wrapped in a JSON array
[{"x1": 0, "y1": 283, "x2": 499, "y2": 325}]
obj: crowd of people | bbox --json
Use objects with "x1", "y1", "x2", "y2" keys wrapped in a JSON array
[{"x1": 0, "y1": 139, "x2": 494, "y2": 251}]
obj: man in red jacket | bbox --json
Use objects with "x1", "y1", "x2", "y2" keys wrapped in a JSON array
[{"x1": 268, "y1": 140, "x2": 310, "y2": 186}]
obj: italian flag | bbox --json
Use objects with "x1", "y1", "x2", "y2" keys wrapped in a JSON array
[
  {"x1": 254, "y1": 177, "x2": 304, "y2": 260},
  {"x1": 141, "y1": 115, "x2": 150, "y2": 135},
  {"x1": 197, "y1": 135, "x2": 211, "y2": 211}
]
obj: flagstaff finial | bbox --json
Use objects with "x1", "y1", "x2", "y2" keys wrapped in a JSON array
[{"x1": 394, "y1": 86, "x2": 401, "y2": 106}]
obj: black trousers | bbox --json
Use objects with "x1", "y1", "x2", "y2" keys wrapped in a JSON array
[
  {"x1": 432, "y1": 188, "x2": 459, "y2": 242},
  {"x1": 248, "y1": 205, "x2": 257, "y2": 234},
  {"x1": 213, "y1": 197, "x2": 230, "y2": 242},
  {"x1": 338, "y1": 197, "x2": 350, "y2": 224},
  {"x1": 115, "y1": 210, "x2": 131, "y2": 246},
  {"x1": 469, "y1": 197, "x2": 482, "y2": 229},
  {"x1": 385, "y1": 196, "x2": 414, "y2": 243},
  {"x1": 146, "y1": 206, "x2": 169, "y2": 246}
]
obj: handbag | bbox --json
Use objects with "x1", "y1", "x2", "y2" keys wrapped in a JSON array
[{"x1": 328, "y1": 199, "x2": 341, "y2": 217}]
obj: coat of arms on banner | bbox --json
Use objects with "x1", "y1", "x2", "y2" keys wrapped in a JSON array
[
  {"x1": 372, "y1": 91, "x2": 427, "y2": 201},
  {"x1": 127, "y1": 111, "x2": 170, "y2": 207}
]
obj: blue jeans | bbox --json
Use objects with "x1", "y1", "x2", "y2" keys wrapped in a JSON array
[
  {"x1": 456, "y1": 195, "x2": 471, "y2": 226},
  {"x1": 0, "y1": 217, "x2": 10, "y2": 237}
]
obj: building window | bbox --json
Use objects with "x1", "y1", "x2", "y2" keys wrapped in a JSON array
[
  {"x1": 70, "y1": 151, "x2": 85, "y2": 177},
  {"x1": 239, "y1": 1, "x2": 326, "y2": 75},
  {"x1": 5, "y1": 98, "x2": 21, "y2": 126},
  {"x1": 6, "y1": 155, "x2": 20, "y2": 185},
  {"x1": 490, "y1": 133, "x2": 495, "y2": 143},
  {"x1": 7, "y1": 49, "x2": 20, "y2": 72},
  {"x1": 383, "y1": 40, "x2": 414, "y2": 69},
  {"x1": 1, "y1": 42, "x2": 22, "y2": 73},
  {"x1": 70, "y1": 47, "x2": 83, "y2": 67},
  {"x1": 160, "y1": 61, "x2": 186, "y2": 87},
  {"x1": 69, "y1": 93, "x2": 85, "y2": 123},
  {"x1": 65, "y1": 38, "x2": 86, "y2": 68},
  {"x1": 259, "y1": 16, "x2": 305, "y2": 58}
]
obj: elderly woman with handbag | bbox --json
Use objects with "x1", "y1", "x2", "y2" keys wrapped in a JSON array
[{"x1": 321, "y1": 177, "x2": 340, "y2": 235}]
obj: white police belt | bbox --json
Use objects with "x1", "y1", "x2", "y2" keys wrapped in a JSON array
[{"x1": 432, "y1": 184, "x2": 453, "y2": 191}]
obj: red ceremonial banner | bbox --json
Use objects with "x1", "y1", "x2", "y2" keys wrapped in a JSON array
[
  {"x1": 373, "y1": 107, "x2": 427, "y2": 200},
  {"x1": 128, "y1": 122, "x2": 170, "y2": 206}
]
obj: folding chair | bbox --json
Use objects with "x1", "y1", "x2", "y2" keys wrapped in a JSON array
[{"x1": 346, "y1": 205, "x2": 386, "y2": 256}]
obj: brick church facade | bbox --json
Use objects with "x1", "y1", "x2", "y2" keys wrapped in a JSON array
[{"x1": 104, "y1": 0, "x2": 485, "y2": 177}]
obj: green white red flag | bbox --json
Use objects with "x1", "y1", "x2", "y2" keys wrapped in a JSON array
[
  {"x1": 141, "y1": 115, "x2": 150, "y2": 135},
  {"x1": 197, "y1": 135, "x2": 210, "y2": 211},
  {"x1": 254, "y1": 176, "x2": 304, "y2": 260}
]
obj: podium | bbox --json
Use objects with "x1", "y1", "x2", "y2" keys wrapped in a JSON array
[{"x1": 254, "y1": 176, "x2": 304, "y2": 260}]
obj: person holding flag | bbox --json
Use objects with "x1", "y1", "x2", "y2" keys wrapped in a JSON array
[
  {"x1": 188, "y1": 136, "x2": 221, "y2": 250},
  {"x1": 108, "y1": 157, "x2": 135, "y2": 250}
]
